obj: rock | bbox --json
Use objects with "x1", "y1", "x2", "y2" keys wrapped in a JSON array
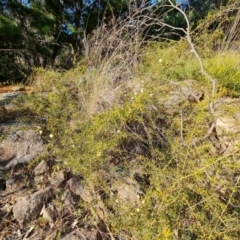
[
  {"x1": 163, "y1": 80, "x2": 204, "y2": 113},
  {"x1": 60, "y1": 228, "x2": 98, "y2": 240},
  {"x1": 13, "y1": 187, "x2": 54, "y2": 226},
  {"x1": 34, "y1": 160, "x2": 49, "y2": 176},
  {"x1": 61, "y1": 188, "x2": 80, "y2": 207},
  {"x1": 34, "y1": 175, "x2": 46, "y2": 189},
  {"x1": 7, "y1": 188, "x2": 29, "y2": 205},
  {"x1": 112, "y1": 182, "x2": 139, "y2": 206},
  {"x1": 2, "y1": 203, "x2": 12, "y2": 213},
  {"x1": 27, "y1": 229, "x2": 46, "y2": 240},
  {"x1": 34, "y1": 165, "x2": 50, "y2": 189},
  {"x1": 0, "y1": 130, "x2": 44, "y2": 170},
  {"x1": 215, "y1": 98, "x2": 240, "y2": 154},
  {"x1": 40, "y1": 205, "x2": 55, "y2": 228},
  {"x1": 0, "y1": 91, "x2": 21, "y2": 104},
  {"x1": 5, "y1": 174, "x2": 24, "y2": 191},
  {"x1": 67, "y1": 177, "x2": 108, "y2": 219},
  {"x1": 67, "y1": 177, "x2": 94, "y2": 203},
  {"x1": 0, "y1": 105, "x2": 7, "y2": 114},
  {"x1": 51, "y1": 170, "x2": 70, "y2": 190},
  {"x1": 93, "y1": 200, "x2": 109, "y2": 220},
  {"x1": 44, "y1": 230, "x2": 60, "y2": 240}
]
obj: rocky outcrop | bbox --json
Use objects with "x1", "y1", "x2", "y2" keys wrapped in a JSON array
[
  {"x1": 215, "y1": 98, "x2": 240, "y2": 154},
  {"x1": 162, "y1": 79, "x2": 204, "y2": 112},
  {"x1": 0, "y1": 130, "x2": 44, "y2": 170},
  {"x1": 13, "y1": 187, "x2": 54, "y2": 226},
  {"x1": 0, "y1": 157, "x2": 112, "y2": 240},
  {"x1": 61, "y1": 228, "x2": 98, "y2": 240}
]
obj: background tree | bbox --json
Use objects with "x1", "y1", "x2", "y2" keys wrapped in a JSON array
[{"x1": 0, "y1": 0, "x2": 237, "y2": 83}]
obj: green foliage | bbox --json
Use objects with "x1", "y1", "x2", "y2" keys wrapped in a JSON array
[
  {"x1": 204, "y1": 52, "x2": 240, "y2": 97},
  {"x1": 21, "y1": 45, "x2": 240, "y2": 238},
  {"x1": 140, "y1": 41, "x2": 240, "y2": 97},
  {"x1": 17, "y1": 7, "x2": 240, "y2": 238},
  {"x1": 139, "y1": 40, "x2": 203, "y2": 82},
  {"x1": 0, "y1": 14, "x2": 21, "y2": 45}
]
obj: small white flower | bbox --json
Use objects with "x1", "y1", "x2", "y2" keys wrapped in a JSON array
[
  {"x1": 49, "y1": 134, "x2": 53, "y2": 138},
  {"x1": 136, "y1": 208, "x2": 140, "y2": 212},
  {"x1": 117, "y1": 130, "x2": 121, "y2": 134},
  {"x1": 39, "y1": 130, "x2": 43, "y2": 135},
  {"x1": 96, "y1": 152, "x2": 101, "y2": 157},
  {"x1": 131, "y1": 97, "x2": 134, "y2": 100},
  {"x1": 115, "y1": 199, "x2": 119, "y2": 203},
  {"x1": 159, "y1": 59, "x2": 162, "y2": 63},
  {"x1": 141, "y1": 200, "x2": 145, "y2": 205},
  {"x1": 134, "y1": 92, "x2": 137, "y2": 95},
  {"x1": 137, "y1": 195, "x2": 140, "y2": 199},
  {"x1": 140, "y1": 88, "x2": 143, "y2": 93}
]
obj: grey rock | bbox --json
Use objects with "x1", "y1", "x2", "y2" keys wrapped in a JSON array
[
  {"x1": 67, "y1": 177, "x2": 83, "y2": 195},
  {"x1": 34, "y1": 175, "x2": 45, "y2": 189},
  {"x1": 67, "y1": 177, "x2": 94, "y2": 203},
  {"x1": 62, "y1": 188, "x2": 80, "y2": 207},
  {"x1": 215, "y1": 98, "x2": 240, "y2": 154},
  {"x1": 5, "y1": 174, "x2": 24, "y2": 190},
  {"x1": 27, "y1": 229, "x2": 46, "y2": 240},
  {"x1": 0, "y1": 92, "x2": 21, "y2": 105},
  {"x1": 13, "y1": 187, "x2": 54, "y2": 226},
  {"x1": 34, "y1": 160, "x2": 49, "y2": 176},
  {"x1": 163, "y1": 80, "x2": 204, "y2": 113},
  {"x1": 60, "y1": 228, "x2": 98, "y2": 240},
  {"x1": 67, "y1": 177, "x2": 108, "y2": 219},
  {"x1": 44, "y1": 230, "x2": 60, "y2": 240},
  {"x1": 2, "y1": 235, "x2": 18, "y2": 240},
  {"x1": 112, "y1": 182, "x2": 139, "y2": 206},
  {"x1": 40, "y1": 205, "x2": 55, "y2": 226},
  {"x1": 0, "y1": 130, "x2": 45, "y2": 170},
  {"x1": 51, "y1": 170, "x2": 69, "y2": 190}
]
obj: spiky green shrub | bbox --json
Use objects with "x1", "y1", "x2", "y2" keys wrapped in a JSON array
[
  {"x1": 21, "y1": 66, "x2": 240, "y2": 239},
  {"x1": 18, "y1": 34, "x2": 240, "y2": 239},
  {"x1": 140, "y1": 41, "x2": 240, "y2": 97}
]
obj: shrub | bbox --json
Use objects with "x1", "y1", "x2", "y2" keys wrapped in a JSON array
[
  {"x1": 18, "y1": 24, "x2": 240, "y2": 238},
  {"x1": 204, "y1": 52, "x2": 240, "y2": 97}
]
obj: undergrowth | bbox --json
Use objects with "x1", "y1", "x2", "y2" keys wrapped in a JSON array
[
  {"x1": 140, "y1": 40, "x2": 240, "y2": 97},
  {"x1": 15, "y1": 6, "x2": 240, "y2": 238}
]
